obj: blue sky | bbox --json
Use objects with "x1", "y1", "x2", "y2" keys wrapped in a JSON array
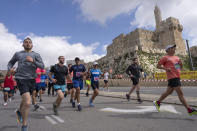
[
  {"x1": 0, "y1": 0, "x2": 136, "y2": 55},
  {"x1": 0, "y1": 0, "x2": 196, "y2": 69}
]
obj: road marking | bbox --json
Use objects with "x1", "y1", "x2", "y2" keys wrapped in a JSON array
[
  {"x1": 100, "y1": 105, "x2": 181, "y2": 114},
  {"x1": 39, "y1": 105, "x2": 47, "y2": 111},
  {"x1": 51, "y1": 115, "x2": 65, "y2": 123},
  {"x1": 45, "y1": 116, "x2": 57, "y2": 125}
]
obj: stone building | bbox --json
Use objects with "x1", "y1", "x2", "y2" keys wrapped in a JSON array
[{"x1": 93, "y1": 5, "x2": 188, "y2": 76}]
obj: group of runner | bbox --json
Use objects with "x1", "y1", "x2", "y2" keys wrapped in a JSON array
[{"x1": 1, "y1": 37, "x2": 197, "y2": 131}]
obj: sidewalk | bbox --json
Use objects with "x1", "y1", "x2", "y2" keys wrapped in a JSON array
[{"x1": 81, "y1": 90, "x2": 197, "y2": 107}]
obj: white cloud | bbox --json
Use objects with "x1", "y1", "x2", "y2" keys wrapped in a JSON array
[
  {"x1": 102, "y1": 44, "x2": 108, "y2": 53},
  {"x1": 74, "y1": 0, "x2": 139, "y2": 24},
  {"x1": 0, "y1": 23, "x2": 103, "y2": 70},
  {"x1": 75, "y1": 0, "x2": 197, "y2": 46}
]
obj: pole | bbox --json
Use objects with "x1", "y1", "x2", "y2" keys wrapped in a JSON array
[{"x1": 186, "y1": 40, "x2": 194, "y2": 71}]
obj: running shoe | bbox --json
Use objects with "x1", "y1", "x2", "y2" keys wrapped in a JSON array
[
  {"x1": 53, "y1": 103, "x2": 58, "y2": 116},
  {"x1": 3, "y1": 102, "x2": 7, "y2": 106},
  {"x1": 126, "y1": 94, "x2": 130, "y2": 101},
  {"x1": 188, "y1": 108, "x2": 197, "y2": 116},
  {"x1": 85, "y1": 92, "x2": 89, "y2": 97},
  {"x1": 89, "y1": 99, "x2": 94, "y2": 107},
  {"x1": 21, "y1": 125, "x2": 28, "y2": 131},
  {"x1": 34, "y1": 104, "x2": 39, "y2": 111},
  {"x1": 137, "y1": 98, "x2": 143, "y2": 104},
  {"x1": 16, "y1": 110, "x2": 22, "y2": 123},
  {"x1": 72, "y1": 101, "x2": 75, "y2": 108},
  {"x1": 78, "y1": 104, "x2": 82, "y2": 111},
  {"x1": 153, "y1": 101, "x2": 160, "y2": 112}
]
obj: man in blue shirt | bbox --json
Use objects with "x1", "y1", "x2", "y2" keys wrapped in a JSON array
[
  {"x1": 69, "y1": 57, "x2": 86, "y2": 111},
  {"x1": 39, "y1": 70, "x2": 47, "y2": 102},
  {"x1": 89, "y1": 62, "x2": 102, "y2": 107}
]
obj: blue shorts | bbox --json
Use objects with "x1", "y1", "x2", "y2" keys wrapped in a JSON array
[
  {"x1": 54, "y1": 85, "x2": 66, "y2": 92},
  {"x1": 73, "y1": 79, "x2": 84, "y2": 90},
  {"x1": 35, "y1": 83, "x2": 41, "y2": 91}
]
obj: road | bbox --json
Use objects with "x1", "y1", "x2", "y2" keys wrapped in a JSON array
[
  {"x1": 0, "y1": 91, "x2": 196, "y2": 131},
  {"x1": 104, "y1": 86, "x2": 197, "y2": 97}
]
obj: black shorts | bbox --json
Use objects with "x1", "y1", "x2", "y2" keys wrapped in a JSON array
[
  {"x1": 104, "y1": 80, "x2": 108, "y2": 84},
  {"x1": 131, "y1": 77, "x2": 139, "y2": 85},
  {"x1": 16, "y1": 79, "x2": 36, "y2": 95},
  {"x1": 91, "y1": 81, "x2": 99, "y2": 90},
  {"x1": 67, "y1": 83, "x2": 73, "y2": 91},
  {"x1": 168, "y1": 78, "x2": 181, "y2": 87}
]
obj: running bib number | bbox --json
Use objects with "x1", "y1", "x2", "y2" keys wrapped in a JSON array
[
  {"x1": 94, "y1": 77, "x2": 99, "y2": 81},
  {"x1": 4, "y1": 87, "x2": 10, "y2": 91},
  {"x1": 41, "y1": 79, "x2": 45, "y2": 83},
  {"x1": 76, "y1": 72, "x2": 81, "y2": 77},
  {"x1": 174, "y1": 63, "x2": 180, "y2": 70}
]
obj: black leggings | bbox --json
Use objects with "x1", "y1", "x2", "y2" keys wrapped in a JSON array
[{"x1": 48, "y1": 83, "x2": 54, "y2": 95}]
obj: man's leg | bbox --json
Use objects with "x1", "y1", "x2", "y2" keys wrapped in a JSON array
[
  {"x1": 158, "y1": 87, "x2": 174, "y2": 102},
  {"x1": 75, "y1": 87, "x2": 80, "y2": 103},
  {"x1": 53, "y1": 89, "x2": 64, "y2": 115},
  {"x1": 126, "y1": 85, "x2": 137, "y2": 101},
  {"x1": 3, "y1": 92, "x2": 8, "y2": 105},
  {"x1": 136, "y1": 84, "x2": 142, "y2": 103},
  {"x1": 39, "y1": 89, "x2": 42, "y2": 102},
  {"x1": 174, "y1": 86, "x2": 190, "y2": 109},
  {"x1": 20, "y1": 92, "x2": 31, "y2": 126}
]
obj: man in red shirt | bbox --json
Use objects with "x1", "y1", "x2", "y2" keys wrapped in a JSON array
[{"x1": 153, "y1": 44, "x2": 197, "y2": 116}]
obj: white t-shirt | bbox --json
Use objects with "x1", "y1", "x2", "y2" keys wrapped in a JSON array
[{"x1": 104, "y1": 72, "x2": 109, "y2": 80}]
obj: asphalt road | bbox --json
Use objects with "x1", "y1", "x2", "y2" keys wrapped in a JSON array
[
  {"x1": 0, "y1": 91, "x2": 196, "y2": 131},
  {"x1": 102, "y1": 86, "x2": 197, "y2": 97}
]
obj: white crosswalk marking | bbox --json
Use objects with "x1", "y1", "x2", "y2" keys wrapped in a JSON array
[
  {"x1": 39, "y1": 105, "x2": 47, "y2": 111},
  {"x1": 100, "y1": 105, "x2": 182, "y2": 114},
  {"x1": 51, "y1": 115, "x2": 65, "y2": 123},
  {"x1": 45, "y1": 116, "x2": 57, "y2": 125}
]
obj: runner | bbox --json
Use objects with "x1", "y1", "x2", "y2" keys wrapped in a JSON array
[
  {"x1": 32, "y1": 68, "x2": 41, "y2": 111},
  {"x1": 7, "y1": 37, "x2": 44, "y2": 131},
  {"x1": 3, "y1": 72, "x2": 14, "y2": 106},
  {"x1": 103, "y1": 70, "x2": 109, "y2": 92},
  {"x1": 153, "y1": 44, "x2": 197, "y2": 116},
  {"x1": 47, "y1": 70, "x2": 55, "y2": 96},
  {"x1": 89, "y1": 62, "x2": 102, "y2": 107},
  {"x1": 48, "y1": 56, "x2": 68, "y2": 115},
  {"x1": 69, "y1": 57, "x2": 86, "y2": 111},
  {"x1": 39, "y1": 70, "x2": 47, "y2": 102},
  {"x1": 85, "y1": 68, "x2": 91, "y2": 97},
  {"x1": 125, "y1": 57, "x2": 143, "y2": 103},
  {"x1": 67, "y1": 64, "x2": 74, "y2": 103}
]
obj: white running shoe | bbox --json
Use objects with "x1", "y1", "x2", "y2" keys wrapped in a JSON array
[{"x1": 3, "y1": 102, "x2": 7, "y2": 106}]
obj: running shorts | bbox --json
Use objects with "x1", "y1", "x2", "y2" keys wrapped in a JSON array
[
  {"x1": 91, "y1": 81, "x2": 99, "y2": 90},
  {"x1": 54, "y1": 85, "x2": 66, "y2": 92},
  {"x1": 104, "y1": 80, "x2": 108, "y2": 84},
  {"x1": 67, "y1": 83, "x2": 73, "y2": 91},
  {"x1": 131, "y1": 77, "x2": 139, "y2": 86},
  {"x1": 73, "y1": 79, "x2": 84, "y2": 90},
  {"x1": 85, "y1": 80, "x2": 91, "y2": 86},
  {"x1": 16, "y1": 79, "x2": 36, "y2": 95},
  {"x1": 168, "y1": 78, "x2": 181, "y2": 87}
]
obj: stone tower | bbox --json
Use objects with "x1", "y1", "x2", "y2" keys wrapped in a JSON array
[{"x1": 154, "y1": 5, "x2": 162, "y2": 32}]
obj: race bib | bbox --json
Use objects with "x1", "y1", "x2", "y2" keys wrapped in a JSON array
[
  {"x1": 41, "y1": 79, "x2": 45, "y2": 83},
  {"x1": 4, "y1": 87, "x2": 10, "y2": 91},
  {"x1": 174, "y1": 63, "x2": 180, "y2": 70},
  {"x1": 94, "y1": 77, "x2": 99, "y2": 81},
  {"x1": 76, "y1": 72, "x2": 81, "y2": 77}
]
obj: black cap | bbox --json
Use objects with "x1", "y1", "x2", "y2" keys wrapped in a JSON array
[{"x1": 75, "y1": 57, "x2": 80, "y2": 61}]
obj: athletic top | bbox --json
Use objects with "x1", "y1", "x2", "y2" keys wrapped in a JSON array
[
  {"x1": 158, "y1": 55, "x2": 181, "y2": 80},
  {"x1": 4, "y1": 75, "x2": 14, "y2": 90},
  {"x1": 67, "y1": 71, "x2": 73, "y2": 84},
  {"x1": 90, "y1": 69, "x2": 102, "y2": 83},
  {"x1": 50, "y1": 64, "x2": 68, "y2": 85},
  {"x1": 40, "y1": 74, "x2": 47, "y2": 87},
  {"x1": 36, "y1": 68, "x2": 42, "y2": 83},
  {"x1": 126, "y1": 64, "x2": 143, "y2": 78},
  {"x1": 7, "y1": 51, "x2": 44, "y2": 79},
  {"x1": 69, "y1": 64, "x2": 86, "y2": 80},
  {"x1": 104, "y1": 72, "x2": 109, "y2": 80}
]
